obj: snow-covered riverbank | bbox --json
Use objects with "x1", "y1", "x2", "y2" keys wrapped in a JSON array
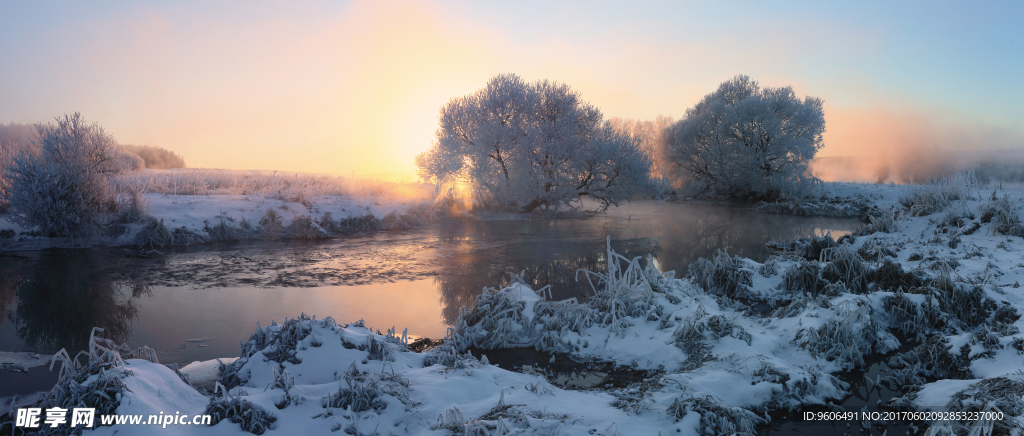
[{"x1": 5, "y1": 176, "x2": 1024, "y2": 435}]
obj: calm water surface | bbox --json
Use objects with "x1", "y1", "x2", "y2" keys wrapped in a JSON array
[{"x1": 0, "y1": 201, "x2": 860, "y2": 367}]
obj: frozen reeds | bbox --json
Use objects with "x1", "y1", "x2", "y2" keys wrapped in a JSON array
[
  {"x1": 206, "y1": 384, "x2": 277, "y2": 435},
  {"x1": 795, "y1": 300, "x2": 879, "y2": 369},
  {"x1": 323, "y1": 362, "x2": 387, "y2": 413},
  {"x1": 898, "y1": 170, "x2": 978, "y2": 217},
  {"x1": 780, "y1": 259, "x2": 826, "y2": 296},
  {"x1": 111, "y1": 169, "x2": 432, "y2": 203},
  {"x1": 134, "y1": 217, "x2": 173, "y2": 249},
  {"x1": 688, "y1": 250, "x2": 753, "y2": 299},
  {"x1": 820, "y1": 246, "x2": 872, "y2": 294},
  {"x1": 981, "y1": 194, "x2": 1024, "y2": 237}
]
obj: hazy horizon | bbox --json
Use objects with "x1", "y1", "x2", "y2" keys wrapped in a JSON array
[{"x1": 2, "y1": 1, "x2": 1021, "y2": 180}]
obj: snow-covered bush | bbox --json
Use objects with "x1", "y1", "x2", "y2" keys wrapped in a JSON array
[
  {"x1": 415, "y1": 73, "x2": 653, "y2": 212},
  {"x1": 666, "y1": 393, "x2": 762, "y2": 434},
  {"x1": 664, "y1": 74, "x2": 825, "y2": 201},
  {"x1": 820, "y1": 246, "x2": 872, "y2": 294},
  {"x1": 285, "y1": 215, "x2": 327, "y2": 239},
  {"x1": 205, "y1": 216, "x2": 257, "y2": 241},
  {"x1": 795, "y1": 300, "x2": 882, "y2": 369},
  {"x1": 5, "y1": 113, "x2": 128, "y2": 238},
  {"x1": 337, "y1": 214, "x2": 385, "y2": 234},
  {"x1": 258, "y1": 209, "x2": 285, "y2": 240},
  {"x1": 317, "y1": 212, "x2": 341, "y2": 234},
  {"x1": 382, "y1": 210, "x2": 412, "y2": 230},
  {"x1": 867, "y1": 206, "x2": 901, "y2": 233},
  {"x1": 780, "y1": 259, "x2": 826, "y2": 296},
  {"x1": 206, "y1": 386, "x2": 277, "y2": 435},
  {"x1": 134, "y1": 217, "x2": 174, "y2": 249},
  {"x1": 688, "y1": 251, "x2": 753, "y2": 298},
  {"x1": 323, "y1": 362, "x2": 387, "y2": 413}
]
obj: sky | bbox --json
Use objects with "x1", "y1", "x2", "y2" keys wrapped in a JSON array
[{"x1": 1, "y1": 0, "x2": 1021, "y2": 178}]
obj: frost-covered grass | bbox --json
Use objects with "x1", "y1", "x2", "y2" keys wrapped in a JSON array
[{"x1": 111, "y1": 169, "x2": 432, "y2": 202}]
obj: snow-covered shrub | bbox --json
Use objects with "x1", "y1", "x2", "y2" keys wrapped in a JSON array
[
  {"x1": 205, "y1": 216, "x2": 257, "y2": 241},
  {"x1": 866, "y1": 206, "x2": 900, "y2": 233},
  {"x1": 382, "y1": 210, "x2": 412, "y2": 230},
  {"x1": 317, "y1": 212, "x2": 341, "y2": 234},
  {"x1": 206, "y1": 385, "x2": 277, "y2": 435},
  {"x1": 258, "y1": 209, "x2": 285, "y2": 240},
  {"x1": 241, "y1": 315, "x2": 319, "y2": 364},
  {"x1": 666, "y1": 393, "x2": 763, "y2": 434},
  {"x1": 757, "y1": 256, "x2": 780, "y2": 278},
  {"x1": 365, "y1": 335, "x2": 396, "y2": 362},
  {"x1": 688, "y1": 251, "x2": 753, "y2": 298},
  {"x1": 323, "y1": 362, "x2": 387, "y2": 413},
  {"x1": 882, "y1": 291, "x2": 920, "y2": 334},
  {"x1": 337, "y1": 214, "x2": 385, "y2": 234},
  {"x1": 285, "y1": 215, "x2": 327, "y2": 239},
  {"x1": 820, "y1": 246, "x2": 872, "y2": 294},
  {"x1": 421, "y1": 343, "x2": 479, "y2": 369},
  {"x1": 114, "y1": 180, "x2": 151, "y2": 225},
  {"x1": 432, "y1": 405, "x2": 468, "y2": 433},
  {"x1": 898, "y1": 170, "x2": 978, "y2": 217},
  {"x1": 795, "y1": 300, "x2": 880, "y2": 369},
  {"x1": 772, "y1": 294, "x2": 831, "y2": 318},
  {"x1": 856, "y1": 238, "x2": 898, "y2": 262},
  {"x1": 922, "y1": 376, "x2": 1024, "y2": 436},
  {"x1": 134, "y1": 217, "x2": 173, "y2": 249},
  {"x1": 874, "y1": 259, "x2": 924, "y2": 291},
  {"x1": 936, "y1": 285, "x2": 996, "y2": 331},
  {"x1": 578, "y1": 240, "x2": 666, "y2": 337},
  {"x1": 802, "y1": 233, "x2": 837, "y2": 260},
  {"x1": 892, "y1": 335, "x2": 972, "y2": 380},
  {"x1": 172, "y1": 225, "x2": 210, "y2": 245},
  {"x1": 780, "y1": 259, "x2": 826, "y2": 296},
  {"x1": 6, "y1": 114, "x2": 132, "y2": 238}
]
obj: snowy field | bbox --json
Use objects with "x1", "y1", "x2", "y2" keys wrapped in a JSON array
[{"x1": 5, "y1": 175, "x2": 1024, "y2": 435}]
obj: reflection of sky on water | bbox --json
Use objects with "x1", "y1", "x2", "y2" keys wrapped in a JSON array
[{"x1": 0, "y1": 201, "x2": 860, "y2": 365}]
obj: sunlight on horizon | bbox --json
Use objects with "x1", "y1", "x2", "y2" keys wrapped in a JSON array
[{"x1": 1, "y1": 1, "x2": 1021, "y2": 179}]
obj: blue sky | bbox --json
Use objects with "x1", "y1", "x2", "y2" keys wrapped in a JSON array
[{"x1": 0, "y1": 0, "x2": 1020, "y2": 175}]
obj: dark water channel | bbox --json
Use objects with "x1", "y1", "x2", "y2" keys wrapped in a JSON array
[{"x1": 0, "y1": 201, "x2": 862, "y2": 406}]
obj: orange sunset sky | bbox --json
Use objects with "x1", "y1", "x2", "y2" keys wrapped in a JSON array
[{"x1": 1, "y1": 1, "x2": 1021, "y2": 180}]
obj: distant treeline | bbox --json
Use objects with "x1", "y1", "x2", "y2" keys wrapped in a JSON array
[
  {"x1": 812, "y1": 149, "x2": 1024, "y2": 185},
  {"x1": 120, "y1": 144, "x2": 186, "y2": 169},
  {"x1": 0, "y1": 123, "x2": 185, "y2": 169}
]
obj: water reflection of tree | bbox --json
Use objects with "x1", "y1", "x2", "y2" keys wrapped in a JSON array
[{"x1": 11, "y1": 250, "x2": 151, "y2": 351}]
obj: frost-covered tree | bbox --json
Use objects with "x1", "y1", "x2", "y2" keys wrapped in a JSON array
[
  {"x1": 665, "y1": 75, "x2": 825, "y2": 201},
  {"x1": 416, "y1": 74, "x2": 652, "y2": 212},
  {"x1": 6, "y1": 113, "x2": 128, "y2": 238}
]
